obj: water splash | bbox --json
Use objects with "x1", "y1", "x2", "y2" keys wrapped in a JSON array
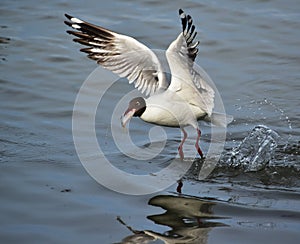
[{"x1": 227, "y1": 125, "x2": 280, "y2": 172}]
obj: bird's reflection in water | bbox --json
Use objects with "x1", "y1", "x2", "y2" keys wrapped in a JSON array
[{"x1": 117, "y1": 194, "x2": 227, "y2": 244}]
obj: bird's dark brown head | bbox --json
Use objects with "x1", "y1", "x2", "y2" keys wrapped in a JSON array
[
  {"x1": 121, "y1": 97, "x2": 146, "y2": 128},
  {"x1": 127, "y1": 97, "x2": 146, "y2": 117}
]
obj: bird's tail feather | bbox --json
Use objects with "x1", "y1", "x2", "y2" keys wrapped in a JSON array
[{"x1": 204, "y1": 112, "x2": 233, "y2": 127}]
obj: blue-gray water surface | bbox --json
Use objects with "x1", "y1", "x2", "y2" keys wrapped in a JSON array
[{"x1": 1, "y1": 0, "x2": 300, "y2": 243}]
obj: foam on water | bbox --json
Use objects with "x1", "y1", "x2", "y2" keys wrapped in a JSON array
[{"x1": 227, "y1": 125, "x2": 280, "y2": 172}]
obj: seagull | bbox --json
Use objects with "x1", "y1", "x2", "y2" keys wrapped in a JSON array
[{"x1": 65, "y1": 9, "x2": 230, "y2": 160}]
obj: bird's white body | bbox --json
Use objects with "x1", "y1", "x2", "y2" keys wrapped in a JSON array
[{"x1": 141, "y1": 90, "x2": 205, "y2": 128}]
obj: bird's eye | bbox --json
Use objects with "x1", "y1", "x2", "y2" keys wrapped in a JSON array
[{"x1": 136, "y1": 102, "x2": 140, "y2": 106}]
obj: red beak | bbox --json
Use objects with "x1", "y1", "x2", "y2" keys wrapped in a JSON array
[{"x1": 121, "y1": 109, "x2": 136, "y2": 128}]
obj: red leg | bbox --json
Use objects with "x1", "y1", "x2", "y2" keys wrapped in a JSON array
[
  {"x1": 195, "y1": 128, "x2": 204, "y2": 159},
  {"x1": 178, "y1": 128, "x2": 187, "y2": 160}
]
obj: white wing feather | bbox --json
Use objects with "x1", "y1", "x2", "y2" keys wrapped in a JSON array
[
  {"x1": 65, "y1": 14, "x2": 168, "y2": 96},
  {"x1": 166, "y1": 10, "x2": 214, "y2": 117}
]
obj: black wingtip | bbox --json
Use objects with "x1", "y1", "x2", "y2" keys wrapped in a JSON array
[
  {"x1": 65, "y1": 13, "x2": 73, "y2": 20},
  {"x1": 179, "y1": 9, "x2": 187, "y2": 32},
  {"x1": 187, "y1": 15, "x2": 192, "y2": 22},
  {"x1": 80, "y1": 47, "x2": 91, "y2": 54},
  {"x1": 64, "y1": 20, "x2": 72, "y2": 27}
]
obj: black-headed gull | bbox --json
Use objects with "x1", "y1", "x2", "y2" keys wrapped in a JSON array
[{"x1": 65, "y1": 9, "x2": 230, "y2": 160}]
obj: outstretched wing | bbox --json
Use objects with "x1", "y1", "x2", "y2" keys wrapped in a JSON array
[
  {"x1": 166, "y1": 9, "x2": 214, "y2": 117},
  {"x1": 64, "y1": 14, "x2": 167, "y2": 96}
]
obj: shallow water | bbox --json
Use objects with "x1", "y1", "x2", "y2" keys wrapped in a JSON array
[{"x1": 1, "y1": 0, "x2": 300, "y2": 243}]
